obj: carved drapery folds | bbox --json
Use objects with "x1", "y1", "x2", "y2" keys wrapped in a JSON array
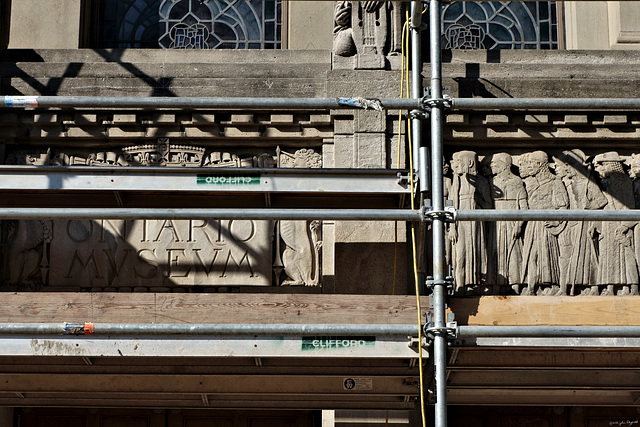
[
  {"x1": 446, "y1": 149, "x2": 640, "y2": 296},
  {"x1": 2, "y1": 140, "x2": 322, "y2": 291},
  {"x1": 333, "y1": 1, "x2": 403, "y2": 69}
]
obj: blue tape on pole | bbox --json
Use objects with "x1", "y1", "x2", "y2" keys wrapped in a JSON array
[
  {"x1": 4, "y1": 96, "x2": 39, "y2": 107},
  {"x1": 337, "y1": 97, "x2": 383, "y2": 111},
  {"x1": 64, "y1": 323, "x2": 85, "y2": 335}
]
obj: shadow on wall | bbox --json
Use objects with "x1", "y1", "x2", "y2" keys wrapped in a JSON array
[
  {"x1": 0, "y1": 0, "x2": 10, "y2": 50},
  {"x1": 0, "y1": 48, "x2": 177, "y2": 96}
]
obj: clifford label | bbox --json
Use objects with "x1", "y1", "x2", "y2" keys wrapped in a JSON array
[
  {"x1": 301, "y1": 336, "x2": 376, "y2": 351},
  {"x1": 196, "y1": 174, "x2": 261, "y2": 185}
]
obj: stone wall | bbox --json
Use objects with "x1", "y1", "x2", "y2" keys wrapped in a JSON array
[
  {"x1": 0, "y1": 48, "x2": 407, "y2": 294},
  {"x1": 3, "y1": 45, "x2": 640, "y2": 296}
]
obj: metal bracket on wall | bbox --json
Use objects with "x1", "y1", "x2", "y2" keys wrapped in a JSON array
[{"x1": 407, "y1": 335, "x2": 429, "y2": 354}]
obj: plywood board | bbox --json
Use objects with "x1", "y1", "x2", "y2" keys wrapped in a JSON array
[{"x1": 450, "y1": 296, "x2": 640, "y2": 326}]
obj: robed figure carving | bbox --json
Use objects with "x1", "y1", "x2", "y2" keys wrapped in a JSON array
[
  {"x1": 450, "y1": 150, "x2": 491, "y2": 292},
  {"x1": 554, "y1": 150, "x2": 607, "y2": 295},
  {"x1": 629, "y1": 153, "x2": 640, "y2": 289},
  {"x1": 520, "y1": 151, "x2": 569, "y2": 295},
  {"x1": 593, "y1": 152, "x2": 639, "y2": 295},
  {"x1": 488, "y1": 153, "x2": 528, "y2": 294}
]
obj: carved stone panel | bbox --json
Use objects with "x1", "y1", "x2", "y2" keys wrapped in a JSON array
[
  {"x1": 3, "y1": 140, "x2": 323, "y2": 290},
  {"x1": 49, "y1": 219, "x2": 273, "y2": 288}
]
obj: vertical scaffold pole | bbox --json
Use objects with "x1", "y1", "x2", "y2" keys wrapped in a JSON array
[
  {"x1": 411, "y1": 1, "x2": 426, "y2": 193},
  {"x1": 428, "y1": 0, "x2": 448, "y2": 426}
]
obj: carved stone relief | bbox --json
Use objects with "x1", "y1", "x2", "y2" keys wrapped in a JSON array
[
  {"x1": 2, "y1": 140, "x2": 323, "y2": 290},
  {"x1": 446, "y1": 149, "x2": 640, "y2": 296},
  {"x1": 333, "y1": 1, "x2": 403, "y2": 69},
  {"x1": 449, "y1": 150, "x2": 491, "y2": 292},
  {"x1": 274, "y1": 148, "x2": 323, "y2": 287},
  {"x1": 593, "y1": 152, "x2": 638, "y2": 295},
  {"x1": 488, "y1": 153, "x2": 527, "y2": 294}
]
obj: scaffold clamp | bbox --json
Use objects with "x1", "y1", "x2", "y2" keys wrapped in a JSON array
[
  {"x1": 424, "y1": 312, "x2": 458, "y2": 344},
  {"x1": 420, "y1": 205, "x2": 457, "y2": 222},
  {"x1": 409, "y1": 109, "x2": 429, "y2": 120},
  {"x1": 421, "y1": 94, "x2": 452, "y2": 110},
  {"x1": 425, "y1": 275, "x2": 455, "y2": 295}
]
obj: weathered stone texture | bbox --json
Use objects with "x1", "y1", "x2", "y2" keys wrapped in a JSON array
[{"x1": 50, "y1": 219, "x2": 273, "y2": 288}]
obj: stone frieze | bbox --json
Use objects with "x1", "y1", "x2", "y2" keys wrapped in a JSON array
[
  {"x1": 446, "y1": 149, "x2": 640, "y2": 296},
  {"x1": 2, "y1": 140, "x2": 323, "y2": 291}
]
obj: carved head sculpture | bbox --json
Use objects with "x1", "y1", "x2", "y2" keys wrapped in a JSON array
[
  {"x1": 530, "y1": 151, "x2": 549, "y2": 174},
  {"x1": 451, "y1": 150, "x2": 478, "y2": 175},
  {"x1": 630, "y1": 153, "x2": 640, "y2": 179},
  {"x1": 593, "y1": 151, "x2": 625, "y2": 178},
  {"x1": 490, "y1": 152, "x2": 511, "y2": 175},
  {"x1": 553, "y1": 156, "x2": 570, "y2": 179},
  {"x1": 443, "y1": 156, "x2": 450, "y2": 175},
  {"x1": 555, "y1": 149, "x2": 588, "y2": 180},
  {"x1": 482, "y1": 155, "x2": 498, "y2": 177},
  {"x1": 519, "y1": 151, "x2": 548, "y2": 178}
]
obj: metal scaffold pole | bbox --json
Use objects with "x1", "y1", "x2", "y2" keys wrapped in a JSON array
[
  {"x1": 427, "y1": 0, "x2": 448, "y2": 425},
  {"x1": 411, "y1": 1, "x2": 426, "y2": 187}
]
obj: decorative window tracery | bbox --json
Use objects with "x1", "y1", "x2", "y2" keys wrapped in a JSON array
[
  {"x1": 442, "y1": 1, "x2": 558, "y2": 49},
  {"x1": 96, "y1": 0, "x2": 281, "y2": 49}
]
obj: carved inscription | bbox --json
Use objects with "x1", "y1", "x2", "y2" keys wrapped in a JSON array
[{"x1": 49, "y1": 219, "x2": 273, "y2": 287}]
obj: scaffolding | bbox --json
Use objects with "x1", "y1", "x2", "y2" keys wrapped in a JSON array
[{"x1": 4, "y1": 0, "x2": 640, "y2": 424}]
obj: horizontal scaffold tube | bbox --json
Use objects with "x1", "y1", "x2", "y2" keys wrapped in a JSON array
[
  {"x1": 0, "y1": 323, "x2": 419, "y2": 337},
  {"x1": 0, "y1": 208, "x2": 421, "y2": 221},
  {"x1": 451, "y1": 98, "x2": 640, "y2": 111},
  {"x1": 2, "y1": 96, "x2": 422, "y2": 110},
  {"x1": 458, "y1": 326, "x2": 640, "y2": 338},
  {"x1": 456, "y1": 209, "x2": 640, "y2": 221}
]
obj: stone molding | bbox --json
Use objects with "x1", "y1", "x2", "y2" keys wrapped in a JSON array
[{"x1": 0, "y1": 110, "x2": 333, "y2": 141}]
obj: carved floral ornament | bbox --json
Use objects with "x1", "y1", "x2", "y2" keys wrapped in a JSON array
[
  {"x1": 2, "y1": 141, "x2": 322, "y2": 291},
  {"x1": 444, "y1": 149, "x2": 640, "y2": 297}
]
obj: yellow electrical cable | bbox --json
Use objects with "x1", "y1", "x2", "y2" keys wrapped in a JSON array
[
  {"x1": 405, "y1": 8, "x2": 427, "y2": 427},
  {"x1": 394, "y1": 18, "x2": 409, "y2": 298}
]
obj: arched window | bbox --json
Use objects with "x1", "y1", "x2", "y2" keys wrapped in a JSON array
[
  {"x1": 92, "y1": 0, "x2": 281, "y2": 49},
  {"x1": 441, "y1": 1, "x2": 558, "y2": 49}
]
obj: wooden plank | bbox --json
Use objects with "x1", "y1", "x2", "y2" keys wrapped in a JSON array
[
  {"x1": 450, "y1": 296, "x2": 640, "y2": 326},
  {"x1": 0, "y1": 373, "x2": 417, "y2": 394},
  {"x1": 447, "y1": 389, "x2": 638, "y2": 406},
  {"x1": 0, "y1": 293, "x2": 429, "y2": 325}
]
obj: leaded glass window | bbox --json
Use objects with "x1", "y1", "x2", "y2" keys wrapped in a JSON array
[
  {"x1": 442, "y1": 1, "x2": 558, "y2": 49},
  {"x1": 96, "y1": 0, "x2": 281, "y2": 49}
]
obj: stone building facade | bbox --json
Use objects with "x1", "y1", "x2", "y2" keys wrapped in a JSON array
[{"x1": 2, "y1": 1, "x2": 640, "y2": 426}]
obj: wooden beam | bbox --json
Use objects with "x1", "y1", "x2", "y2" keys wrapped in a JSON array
[
  {"x1": 447, "y1": 389, "x2": 639, "y2": 406},
  {"x1": 0, "y1": 293, "x2": 429, "y2": 325},
  {"x1": 0, "y1": 373, "x2": 418, "y2": 394},
  {"x1": 450, "y1": 296, "x2": 640, "y2": 326}
]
